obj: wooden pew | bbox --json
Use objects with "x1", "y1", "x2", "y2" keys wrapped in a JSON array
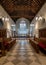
[
  {"x1": 31, "y1": 37, "x2": 46, "y2": 54},
  {"x1": 29, "y1": 38, "x2": 39, "y2": 53},
  {"x1": 0, "y1": 38, "x2": 6, "y2": 56},
  {"x1": 3, "y1": 38, "x2": 16, "y2": 51},
  {"x1": 38, "y1": 38, "x2": 46, "y2": 54}
]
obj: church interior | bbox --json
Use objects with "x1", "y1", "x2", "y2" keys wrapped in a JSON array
[{"x1": 0, "y1": 0, "x2": 46, "y2": 65}]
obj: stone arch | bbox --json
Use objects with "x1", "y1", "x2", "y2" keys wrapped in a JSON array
[{"x1": 16, "y1": 18, "x2": 30, "y2": 36}]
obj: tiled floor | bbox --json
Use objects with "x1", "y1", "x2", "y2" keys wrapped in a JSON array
[{"x1": 0, "y1": 39, "x2": 46, "y2": 65}]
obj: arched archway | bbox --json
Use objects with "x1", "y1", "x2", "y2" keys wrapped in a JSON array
[
  {"x1": 0, "y1": 19, "x2": 4, "y2": 28},
  {"x1": 16, "y1": 18, "x2": 30, "y2": 36}
]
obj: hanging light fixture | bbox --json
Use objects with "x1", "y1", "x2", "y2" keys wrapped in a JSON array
[
  {"x1": 38, "y1": 16, "x2": 42, "y2": 20},
  {"x1": 5, "y1": 17, "x2": 9, "y2": 21},
  {"x1": 36, "y1": 17, "x2": 38, "y2": 20}
]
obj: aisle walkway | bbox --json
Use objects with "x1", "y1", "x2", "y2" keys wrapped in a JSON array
[{"x1": 0, "y1": 40, "x2": 42, "y2": 65}]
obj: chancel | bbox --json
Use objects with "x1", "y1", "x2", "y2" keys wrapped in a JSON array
[
  {"x1": 18, "y1": 20, "x2": 29, "y2": 36},
  {"x1": 0, "y1": 0, "x2": 46, "y2": 65}
]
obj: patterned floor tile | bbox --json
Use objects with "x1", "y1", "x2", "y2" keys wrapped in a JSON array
[
  {"x1": 4, "y1": 62, "x2": 14, "y2": 65},
  {"x1": 10, "y1": 53, "x2": 17, "y2": 56},
  {"x1": 29, "y1": 61, "x2": 41, "y2": 65},
  {"x1": 28, "y1": 56, "x2": 36, "y2": 61},
  {"x1": 14, "y1": 54, "x2": 21, "y2": 58},
  {"x1": 7, "y1": 56, "x2": 16, "y2": 61},
  {"x1": 23, "y1": 58, "x2": 33, "y2": 65},
  {"x1": 19, "y1": 52, "x2": 26, "y2": 55},
  {"x1": 18, "y1": 56, "x2": 26, "y2": 61},
  {"x1": 12, "y1": 59, "x2": 21, "y2": 65},
  {"x1": 27, "y1": 52, "x2": 34, "y2": 56},
  {"x1": 35, "y1": 59, "x2": 41, "y2": 64},
  {"x1": 23, "y1": 54, "x2": 31, "y2": 58},
  {"x1": 0, "y1": 40, "x2": 43, "y2": 65},
  {"x1": 16, "y1": 62, "x2": 27, "y2": 65},
  {"x1": 0, "y1": 56, "x2": 7, "y2": 65}
]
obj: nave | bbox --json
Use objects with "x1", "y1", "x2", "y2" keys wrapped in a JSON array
[
  {"x1": 0, "y1": 39, "x2": 46, "y2": 65},
  {"x1": 0, "y1": 0, "x2": 46, "y2": 65}
]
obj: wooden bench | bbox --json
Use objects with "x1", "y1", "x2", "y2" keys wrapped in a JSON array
[
  {"x1": 0, "y1": 38, "x2": 6, "y2": 56},
  {"x1": 37, "y1": 38, "x2": 46, "y2": 54},
  {"x1": 32, "y1": 37, "x2": 46, "y2": 54},
  {"x1": 0, "y1": 38, "x2": 16, "y2": 56},
  {"x1": 29, "y1": 38, "x2": 39, "y2": 53},
  {"x1": 3, "y1": 38, "x2": 16, "y2": 51}
]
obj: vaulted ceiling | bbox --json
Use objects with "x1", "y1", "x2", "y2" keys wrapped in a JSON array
[{"x1": 0, "y1": 0, "x2": 46, "y2": 22}]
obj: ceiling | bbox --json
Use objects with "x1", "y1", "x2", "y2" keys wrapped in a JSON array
[{"x1": 0, "y1": 0, "x2": 46, "y2": 22}]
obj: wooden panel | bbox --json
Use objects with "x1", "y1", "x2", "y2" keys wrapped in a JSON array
[
  {"x1": 0, "y1": 29, "x2": 6, "y2": 38},
  {"x1": 39, "y1": 28, "x2": 46, "y2": 38}
]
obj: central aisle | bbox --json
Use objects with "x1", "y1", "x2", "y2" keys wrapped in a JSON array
[{"x1": 3, "y1": 40, "x2": 41, "y2": 65}]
